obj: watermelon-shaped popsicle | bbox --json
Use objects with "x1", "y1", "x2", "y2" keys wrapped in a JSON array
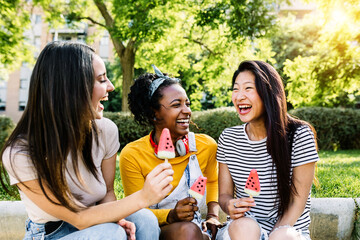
[
  {"x1": 157, "y1": 128, "x2": 175, "y2": 162},
  {"x1": 188, "y1": 176, "x2": 207, "y2": 199},
  {"x1": 244, "y1": 169, "x2": 261, "y2": 197}
]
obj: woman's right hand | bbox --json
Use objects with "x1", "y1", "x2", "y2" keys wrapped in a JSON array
[
  {"x1": 228, "y1": 198, "x2": 256, "y2": 220},
  {"x1": 140, "y1": 162, "x2": 174, "y2": 207},
  {"x1": 167, "y1": 197, "x2": 198, "y2": 223}
]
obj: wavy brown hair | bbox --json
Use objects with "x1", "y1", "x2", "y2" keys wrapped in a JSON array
[
  {"x1": 0, "y1": 41, "x2": 99, "y2": 211},
  {"x1": 232, "y1": 60, "x2": 317, "y2": 216}
]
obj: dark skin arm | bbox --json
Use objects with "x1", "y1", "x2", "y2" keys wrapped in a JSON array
[
  {"x1": 167, "y1": 198, "x2": 221, "y2": 240},
  {"x1": 167, "y1": 197, "x2": 198, "y2": 223}
]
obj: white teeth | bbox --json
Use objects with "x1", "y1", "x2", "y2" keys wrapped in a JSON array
[
  {"x1": 177, "y1": 119, "x2": 189, "y2": 123},
  {"x1": 100, "y1": 96, "x2": 108, "y2": 102},
  {"x1": 238, "y1": 105, "x2": 251, "y2": 109}
]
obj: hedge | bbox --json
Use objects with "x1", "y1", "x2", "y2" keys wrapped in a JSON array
[
  {"x1": 105, "y1": 107, "x2": 359, "y2": 151},
  {"x1": 0, "y1": 116, "x2": 14, "y2": 151},
  {"x1": 103, "y1": 112, "x2": 152, "y2": 150},
  {"x1": 1, "y1": 107, "x2": 358, "y2": 152},
  {"x1": 289, "y1": 107, "x2": 360, "y2": 150}
]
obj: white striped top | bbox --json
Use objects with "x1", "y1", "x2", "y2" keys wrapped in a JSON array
[{"x1": 217, "y1": 123, "x2": 319, "y2": 234}]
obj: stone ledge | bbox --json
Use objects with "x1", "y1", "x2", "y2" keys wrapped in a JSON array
[
  {"x1": 309, "y1": 198, "x2": 356, "y2": 240},
  {"x1": 0, "y1": 198, "x2": 358, "y2": 240}
]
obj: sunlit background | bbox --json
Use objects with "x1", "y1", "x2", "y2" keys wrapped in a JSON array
[{"x1": 0, "y1": 0, "x2": 359, "y2": 123}]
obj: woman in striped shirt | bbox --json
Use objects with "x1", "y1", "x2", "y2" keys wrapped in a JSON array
[{"x1": 216, "y1": 60, "x2": 318, "y2": 240}]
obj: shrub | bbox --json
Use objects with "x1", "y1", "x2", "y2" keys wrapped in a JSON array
[
  {"x1": 289, "y1": 107, "x2": 360, "y2": 150},
  {"x1": 104, "y1": 107, "x2": 360, "y2": 151},
  {"x1": 0, "y1": 116, "x2": 14, "y2": 151},
  {"x1": 103, "y1": 112, "x2": 152, "y2": 150},
  {"x1": 190, "y1": 107, "x2": 242, "y2": 141}
]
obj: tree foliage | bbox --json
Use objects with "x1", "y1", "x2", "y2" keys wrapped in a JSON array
[
  {"x1": 284, "y1": 0, "x2": 360, "y2": 108},
  {"x1": 270, "y1": 14, "x2": 321, "y2": 78},
  {"x1": 0, "y1": 0, "x2": 32, "y2": 77},
  {"x1": 29, "y1": 0, "x2": 280, "y2": 111},
  {"x1": 136, "y1": 0, "x2": 278, "y2": 110}
]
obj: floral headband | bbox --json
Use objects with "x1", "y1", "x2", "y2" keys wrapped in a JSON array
[{"x1": 149, "y1": 64, "x2": 180, "y2": 99}]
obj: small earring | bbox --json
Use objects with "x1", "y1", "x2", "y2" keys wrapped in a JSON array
[{"x1": 153, "y1": 117, "x2": 157, "y2": 121}]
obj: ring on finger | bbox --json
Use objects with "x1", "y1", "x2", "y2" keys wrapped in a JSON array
[{"x1": 234, "y1": 203, "x2": 237, "y2": 208}]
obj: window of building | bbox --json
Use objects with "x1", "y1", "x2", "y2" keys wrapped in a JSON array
[
  {"x1": 20, "y1": 79, "x2": 28, "y2": 89},
  {"x1": 35, "y1": 15, "x2": 42, "y2": 24},
  {"x1": 77, "y1": 34, "x2": 86, "y2": 43},
  {"x1": 19, "y1": 79, "x2": 29, "y2": 111},
  {"x1": 59, "y1": 35, "x2": 72, "y2": 41},
  {"x1": 19, "y1": 101, "x2": 26, "y2": 111},
  {"x1": 0, "y1": 79, "x2": 6, "y2": 111},
  {"x1": 100, "y1": 35, "x2": 109, "y2": 45},
  {"x1": 35, "y1": 36, "x2": 41, "y2": 49}
]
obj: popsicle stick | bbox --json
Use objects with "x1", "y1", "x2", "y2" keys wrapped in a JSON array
[{"x1": 165, "y1": 158, "x2": 168, "y2": 164}]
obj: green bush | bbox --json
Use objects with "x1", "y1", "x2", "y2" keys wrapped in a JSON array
[
  {"x1": 0, "y1": 116, "x2": 14, "y2": 151},
  {"x1": 104, "y1": 108, "x2": 243, "y2": 150},
  {"x1": 105, "y1": 107, "x2": 360, "y2": 151},
  {"x1": 103, "y1": 112, "x2": 152, "y2": 150},
  {"x1": 190, "y1": 107, "x2": 242, "y2": 141},
  {"x1": 289, "y1": 107, "x2": 360, "y2": 150}
]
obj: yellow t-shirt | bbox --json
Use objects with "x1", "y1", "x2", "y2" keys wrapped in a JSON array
[{"x1": 119, "y1": 133, "x2": 218, "y2": 225}]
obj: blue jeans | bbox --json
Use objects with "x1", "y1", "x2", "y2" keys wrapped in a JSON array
[
  {"x1": 216, "y1": 218, "x2": 311, "y2": 240},
  {"x1": 24, "y1": 209, "x2": 160, "y2": 240}
]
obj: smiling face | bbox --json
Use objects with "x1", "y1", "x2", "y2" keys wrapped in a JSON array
[
  {"x1": 92, "y1": 54, "x2": 114, "y2": 119},
  {"x1": 232, "y1": 70, "x2": 265, "y2": 124},
  {"x1": 154, "y1": 84, "x2": 191, "y2": 142}
]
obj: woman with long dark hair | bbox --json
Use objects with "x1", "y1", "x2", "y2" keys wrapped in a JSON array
[
  {"x1": 216, "y1": 60, "x2": 318, "y2": 240},
  {"x1": 120, "y1": 65, "x2": 221, "y2": 240},
  {"x1": 0, "y1": 41, "x2": 173, "y2": 240}
]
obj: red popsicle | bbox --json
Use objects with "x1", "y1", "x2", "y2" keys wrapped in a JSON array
[
  {"x1": 244, "y1": 169, "x2": 261, "y2": 197},
  {"x1": 157, "y1": 128, "x2": 175, "y2": 163},
  {"x1": 188, "y1": 176, "x2": 207, "y2": 199}
]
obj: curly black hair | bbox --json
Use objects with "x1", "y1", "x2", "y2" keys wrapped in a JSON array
[{"x1": 128, "y1": 73, "x2": 181, "y2": 126}]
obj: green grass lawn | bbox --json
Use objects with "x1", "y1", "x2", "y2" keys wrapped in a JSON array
[
  {"x1": 311, "y1": 149, "x2": 360, "y2": 198},
  {"x1": 1, "y1": 149, "x2": 359, "y2": 200}
]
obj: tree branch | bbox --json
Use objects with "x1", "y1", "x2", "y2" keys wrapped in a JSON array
[
  {"x1": 93, "y1": 0, "x2": 114, "y2": 28},
  {"x1": 92, "y1": 0, "x2": 125, "y2": 54},
  {"x1": 183, "y1": 36, "x2": 218, "y2": 56},
  {"x1": 76, "y1": 16, "x2": 106, "y2": 28}
]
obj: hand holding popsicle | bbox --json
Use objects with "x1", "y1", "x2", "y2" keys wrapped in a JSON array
[
  {"x1": 140, "y1": 162, "x2": 174, "y2": 207},
  {"x1": 157, "y1": 128, "x2": 176, "y2": 163},
  {"x1": 167, "y1": 197, "x2": 198, "y2": 223}
]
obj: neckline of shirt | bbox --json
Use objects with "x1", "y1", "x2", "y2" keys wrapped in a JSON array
[{"x1": 243, "y1": 123, "x2": 267, "y2": 143}]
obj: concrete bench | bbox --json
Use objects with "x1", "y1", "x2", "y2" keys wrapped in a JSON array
[{"x1": 1, "y1": 198, "x2": 359, "y2": 240}]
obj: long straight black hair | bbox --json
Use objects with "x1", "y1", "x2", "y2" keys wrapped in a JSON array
[
  {"x1": 232, "y1": 60, "x2": 317, "y2": 216},
  {"x1": 0, "y1": 41, "x2": 99, "y2": 211}
]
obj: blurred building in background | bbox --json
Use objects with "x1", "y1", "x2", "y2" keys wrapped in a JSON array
[
  {"x1": 278, "y1": 0, "x2": 317, "y2": 19},
  {"x1": 0, "y1": 0, "x2": 317, "y2": 123},
  {"x1": 0, "y1": 7, "x2": 114, "y2": 123}
]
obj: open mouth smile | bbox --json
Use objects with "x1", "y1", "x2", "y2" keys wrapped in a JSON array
[
  {"x1": 238, "y1": 104, "x2": 252, "y2": 114},
  {"x1": 98, "y1": 95, "x2": 108, "y2": 111},
  {"x1": 176, "y1": 118, "x2": 190, "y2": 127}
]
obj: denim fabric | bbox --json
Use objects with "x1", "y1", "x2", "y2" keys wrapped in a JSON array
[
  {"x1": 23, "y1": 209, "x2": 159, "y2": 240},
  {"x1": 125, "y1": 208, "x2": 160, "y2": 240},
  {"x1": 215, "y1": 217, "x2": 311, "y2": 240},
  {"x1": 216, "y1": 218, "x2": 268, "y2": 240}
]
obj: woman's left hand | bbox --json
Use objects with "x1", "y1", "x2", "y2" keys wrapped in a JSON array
[
  {"x1": 201, "y1": 217, "x2": 222, "y2": 240},
  {"x1": 118, "y1": 219, "x2": 136, "y2": 240}
]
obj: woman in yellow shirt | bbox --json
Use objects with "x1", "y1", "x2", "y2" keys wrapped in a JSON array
[{"x1": 120, "y1": 65, "x2": 221, "y2": 240}]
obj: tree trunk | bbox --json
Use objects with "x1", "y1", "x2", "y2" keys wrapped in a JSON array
[
  {"x1": 119, "y1": 44, "x2": 135, "y2": 112},
  {"x1": 93, "y1": 0, "x2": 136, "y2": 112}
]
